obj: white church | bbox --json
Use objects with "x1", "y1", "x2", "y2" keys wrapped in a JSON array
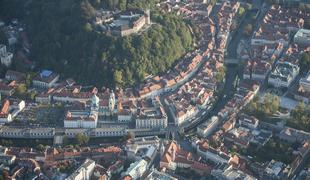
[{"x1": 64, "y1": 89, "x2": 116, "y2": 129}]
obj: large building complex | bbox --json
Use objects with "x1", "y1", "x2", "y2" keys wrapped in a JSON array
[
  {"x1": 268, "y1": 62, "x2": 299, "y2": 88},
  {"x1": 135, "y1": 98, "x2": 168, "y2": 129},
  {"x1": 63, "y1": 89, "x2": 167, "y2": 130},
  {"x1": 197, "y1": 116, "x2": 219, "y2": 137},
  {"x1": 32, "y1": 70, "x2": 60, "y2": 89},
  {"x1": 95, "y1": 9, "x2": 151, "y2": 37},
  {"x1": 64, "y1": 93, "x2": 100, "y2": 129}
]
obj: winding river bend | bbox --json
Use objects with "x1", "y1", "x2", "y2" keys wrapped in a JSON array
[{"x1": 181, "y1": 6, "x2": 263, "y2": 134}]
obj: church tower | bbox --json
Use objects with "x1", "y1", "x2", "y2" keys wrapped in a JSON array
[
  {"x1": 91, "y1": 93, "x2": 99, "y2": 111},
  {"x1": 160, "y1": 140, "x2": 165, "y2": 156},
  {"x1": 108, "y1": 90, "x2": 115, "y2": 115}
]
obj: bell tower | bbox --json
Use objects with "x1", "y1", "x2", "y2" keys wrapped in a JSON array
[
  {"x1": 108, "y1": 90, "x2": 115, "y2": 115},
  {"x1": 91, "y1": 93, "x2": 99, "y2": 111}
]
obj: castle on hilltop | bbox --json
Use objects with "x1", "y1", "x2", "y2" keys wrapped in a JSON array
[{"x1": 94, "y1": 9, "x2": 151, "y2": 37}]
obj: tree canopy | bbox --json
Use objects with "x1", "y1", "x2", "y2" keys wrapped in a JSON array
[
  {"x1": 289, "y1": 102, "x2": 310, "y2": 132},
  {"x1": 75, "y1": 133, "x2": 90, "y2": 145},
  {"x1": 300, "y1": 51, "x2": 310, "y2": 73},
  {"x1": 0, "y1": 30, "x2": 7, "y2": 45},
  {"x1": 245, "y1": 93, "x2": 280, "y2": 120}
]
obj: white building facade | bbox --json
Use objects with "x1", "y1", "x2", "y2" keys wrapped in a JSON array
[
  {"x1": 65, "y1": 159, "x2": 95, "y2": 180},
  {"x1": 0, "y1": 44, "x2": 13, "y2": 67},
  {"x1": 122, "y1": 159, "x2": 148, "y2": 180},
  {"x1": 294, "y1": 29, "x2": 310, "y2": 47},
  {"x1": 268, "y1": 62, "x2": 299, "y2": 88},
  {"x1": 197, "y1": 116, "x2": 219, "y2": 137}
]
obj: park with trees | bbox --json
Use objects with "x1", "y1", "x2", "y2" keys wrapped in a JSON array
[
  {"x1": 245, "y1": 93, "x2": 310, "y2": 132},
  {"x1": 245, "y1": 93, "x2": 280, "y2": 121},
  {"x1": 288, "y1": 102, "x2": 310, "y2": 132}
]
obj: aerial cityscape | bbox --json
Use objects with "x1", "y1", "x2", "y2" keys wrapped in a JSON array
[{"x1": 0, "y1": 0, "x2": 309, "y2": 179}]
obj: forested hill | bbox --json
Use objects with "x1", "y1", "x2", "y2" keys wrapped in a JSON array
[{"x1": 0, "y1": 0, "x2": 199, "y2": 88}]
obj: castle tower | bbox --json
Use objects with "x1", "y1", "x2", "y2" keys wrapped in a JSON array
[{"x1": 108, "y1": 90, "x2": 115, "y2": 115}]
